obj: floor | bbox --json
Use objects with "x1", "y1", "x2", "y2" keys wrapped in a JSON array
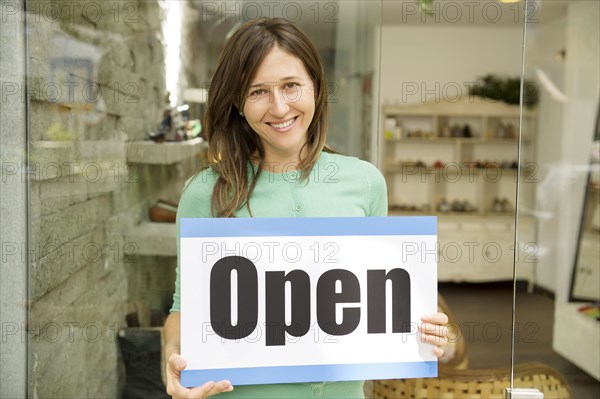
[{"x1": 439, "y1": 282, "x2": 600, "y2": 399}]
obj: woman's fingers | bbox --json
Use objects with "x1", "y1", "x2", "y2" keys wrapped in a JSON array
[
  {"x1": 166, "y1": 354, "x2": 234, "y2": 399},
  {"x1": 421, "y1": 312, "x2": 449, "y2": 326},
  {"x1": 419, "y1": 322, "x2": 449, "y2": 339},
  {"x1": 419, "y1": 312, "x2": 449, "y2": 358},
  {"x1": 202, "y1": 380, "x2": 235, "y2": 396}
]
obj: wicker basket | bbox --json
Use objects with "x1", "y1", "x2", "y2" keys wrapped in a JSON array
[{"x1": 372, "y1": 361, "x2": 573, "y2": 399}]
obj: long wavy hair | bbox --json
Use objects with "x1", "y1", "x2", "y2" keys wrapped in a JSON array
[{"x1": 204, "y1": 17, "x2": 331, "y2": 217}]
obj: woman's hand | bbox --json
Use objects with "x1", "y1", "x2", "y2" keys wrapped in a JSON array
[
  {"x1": 166, "y1": 353, "x2": 234, "y2": 399},
  {"x1": 419, "y1": 312, "x2": 449, "y2": 358}
]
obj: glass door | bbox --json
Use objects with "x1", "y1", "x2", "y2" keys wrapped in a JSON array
[
  {"x1": 512, "y1": 0, "x2": 600, "y2": 397},
  {"x1": 0, "y1": 1, "x2": 383, "y2": 397}
]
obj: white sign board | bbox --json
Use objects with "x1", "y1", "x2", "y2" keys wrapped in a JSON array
[{"x1": 180, "y1": 216, "x2": 438, "y2": 386}]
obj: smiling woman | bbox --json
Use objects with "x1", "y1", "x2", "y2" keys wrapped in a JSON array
[
  {"x1": 204, "y1": 17, "x2": 330, "y2": 218},
  {"x1": 163, "y1": 17, "x2": 449, "y2": 399}
]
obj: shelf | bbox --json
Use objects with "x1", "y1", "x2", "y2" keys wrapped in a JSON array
[
  {"x1": 124, "y1": 222, "x2": 177, "y2": 256},
  {"x1": 384, "y1": 137, "x2": 518, "y2": 144},
  {"x1": 388, "y1": 210, "x2": 515, "y2": 218},
  {"x1": 385, "y1": 166, "x2": 520, "y2": 174},
  {"x1": 553, "y1": 302, "x2": 600, "y2": 380},
  {"x1": 126, "y1": 137, "x2": 206, "y2": 165}
]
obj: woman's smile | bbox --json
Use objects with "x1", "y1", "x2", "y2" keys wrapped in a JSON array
[{"x1": 267, "y1": 116, "x2": 298, "y2": 131}]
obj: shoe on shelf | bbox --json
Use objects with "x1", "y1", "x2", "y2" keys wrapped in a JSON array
[{"x1": 149, "y1": 199, "x2": 178, "y2": 223}]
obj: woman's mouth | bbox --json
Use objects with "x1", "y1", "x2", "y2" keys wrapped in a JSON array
[{"x1": 267, "y1": 116, "x2": 297, "y2": 131}]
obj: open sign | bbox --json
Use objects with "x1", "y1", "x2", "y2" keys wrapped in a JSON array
[{"x1": 180, "y1": 217, "x2": 438, "y2": 386}]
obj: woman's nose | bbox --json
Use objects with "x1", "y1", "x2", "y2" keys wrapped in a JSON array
[{"x1": 269, "y1": 89, "x2": 290, "y2": 117}]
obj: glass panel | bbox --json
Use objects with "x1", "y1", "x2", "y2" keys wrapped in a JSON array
[
  {"x1": 516, "y1": 0, "x2": 600, "y2": 396},
  {"x1": 379, "y1": 1, "x2": 526, "y2": 392},
  {"x1": 16, "y1": 1, "x2": 382, "y2": 397}
]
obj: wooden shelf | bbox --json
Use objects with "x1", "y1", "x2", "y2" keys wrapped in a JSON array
[
  {"x1": 384, "y1": 137, "x2": 518, "y2": 144},
  {"x1": 553, "y1": 302, "x2": 600, "y2": 380},
  {"x1": 126, "y1": 137, "x2": 206, "y2": 165},
  {"x1": 124, "y1": 222, "x2": 177, "y2": 256},
  {"x1": 384, "y1": 166, "x2": 520, "y2": 174},
  {"x1": 388, "y1": 210, "x2": 514, "y2": 218}
]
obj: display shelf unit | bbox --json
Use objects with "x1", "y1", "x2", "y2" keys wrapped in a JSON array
[{"x1": 381, "y1": 97, "x2": 537, "y2": 283}]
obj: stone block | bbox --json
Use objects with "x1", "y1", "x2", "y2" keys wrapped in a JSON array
[
  {"x1": 135, "y1": 0, "x2": 163, "y2": 32},
  {"x1": 124, "y1": 222, "x2": 176, "y2": 257},
  {"x1": 29, "y1": 265, "x2": 89, "y2": 332},
  {"x1": 116, "y1": 114, "x2": 156, "y2": 141},
  {"x1": 34, "y1": 195, "x2": 111, "y2": 253},
  {"x1": 126, "y1": 137, "x2": 206, "y2": 165},
  {"x1": 128, "y1": 257, "x2": 176, "y2": 312},
  {"x1": 31, "y1": 228, "x2": 105, "y2": 301},
  {"x1": 29, "y1": 102, "x2": 77, "y2": 142}
]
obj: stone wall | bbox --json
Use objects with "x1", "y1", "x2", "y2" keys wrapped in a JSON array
[{"x1": 25, "y1": 1, "x2": 199, "y2": 397}]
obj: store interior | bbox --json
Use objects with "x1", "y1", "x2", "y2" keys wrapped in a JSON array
[{"x1": 0, "y1": 1, "x2": 598, "y2": 398}]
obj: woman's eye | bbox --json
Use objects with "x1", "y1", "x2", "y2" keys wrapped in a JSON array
[
  {"x1": 284, "y1": 82, "x2": 300, "y2": 89},
  {"x1": 249, "y1": 88, "x2": 267, "y2": 98}
]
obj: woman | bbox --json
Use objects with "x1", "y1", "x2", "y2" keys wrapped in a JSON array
[{"x1": 164, "y1": 17, "x2": 448, "y2": 399}]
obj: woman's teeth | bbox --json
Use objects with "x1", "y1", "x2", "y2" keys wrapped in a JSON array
[{"x1": 270, "y1": 117, "x2": 296, "y2": 129}]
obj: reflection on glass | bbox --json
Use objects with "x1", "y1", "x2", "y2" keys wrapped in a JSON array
[
  {"x1": 518, "y1": 0, "x2": 600, "y2": 395},
  {"x1": 13, "y1": 1, "x2": 383, "y2": 398},
  {"x1": 570, "y1": 118, "x2": 600, "y2": 303}
]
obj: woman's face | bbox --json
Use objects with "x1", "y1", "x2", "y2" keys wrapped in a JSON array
[{"x1": 242, "y1": 45, "x2": 316, "y2": 166}]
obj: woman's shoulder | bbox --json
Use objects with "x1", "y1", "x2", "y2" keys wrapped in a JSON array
[
  {"x1": 183, "y1": 167, "x2": 218, "y2": 193},
  {"x1": 319, "y1": 151, "x2": 384, "y2": 181},
  {"x1": 178, "y1": 167, "x2": 218, "y2": 218}
]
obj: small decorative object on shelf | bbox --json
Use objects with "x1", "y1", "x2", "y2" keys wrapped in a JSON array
[
  {"x1": 389, "y1": 203, "x2": 431, "y2": 212},
  {"x1": 450, "y1": 124, "x2": 462, "y2": 137},
  {"x1": 577, "y1": 303, "x2": 600, "y2": 321},
  {"x1": 505, "y1": 122, "x2": 517, "y2": 139},
  {"x1": 149, "y1": 199, "x2": 178, "y2": 223},
  {"x1": 496, "y1": 122, "x2": 507, "y2": 139},
  {"x1": 437, "y1": 198, "x2": 451, "y2": 213},
  {"x1": 462, "y1": 124, "x2": 472, "y2": 138},
  {"x1": 491, "y1": 198, "x2": 512, "y2": 213},
  {"x1": 440, "y1": 122, "x2": 451, "y2": 138},
  {"x1": 148, "y1": 92, "x2": 203, "y2": 144}
]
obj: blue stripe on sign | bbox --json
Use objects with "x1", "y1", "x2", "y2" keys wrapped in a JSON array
[
  {"x1": 180, "y1": 216, "x2": 437, "y2": 238},
  {"x1": 181, "y1": 361, "x2": 437, "y2": 387}
]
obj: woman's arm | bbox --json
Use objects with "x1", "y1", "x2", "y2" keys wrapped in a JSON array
[{"x1": 164, "y1": 312, "x2": 234, "y2": 399}]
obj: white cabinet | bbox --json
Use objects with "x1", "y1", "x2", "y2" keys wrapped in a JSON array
[{"x1": 382, "y1": 98, "x2": 537, "y2": 283}]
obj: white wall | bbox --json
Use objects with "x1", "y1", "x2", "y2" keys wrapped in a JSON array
[
  {"x1": 527, "y1": 2, "x2": 599, "y2": 297},
  {"x1": 380, "y1": 25, "x2": 524, "y2": 105},
  {"x1": 525, "y1": 16, "x2": 567, "y2": 292},
  {"x1": 553, "y1": 1, "x2": 599, "y2": 301}
]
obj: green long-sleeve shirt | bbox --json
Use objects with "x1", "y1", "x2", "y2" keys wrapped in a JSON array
[{"x1": 171, "y1": 151, "x2": 387, "y2": 398}]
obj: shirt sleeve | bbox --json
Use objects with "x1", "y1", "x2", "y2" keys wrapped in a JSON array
[
  {"x1": 359, "y1": 160, "x2": 388, "y2": 217},
  {"x1": 170, "y1": 171, "x2": 215, "y2": 313}
]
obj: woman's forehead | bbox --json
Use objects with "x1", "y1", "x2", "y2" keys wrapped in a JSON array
[{"x1": 249, "y1": 46, "x2": 310, "y2": 85}]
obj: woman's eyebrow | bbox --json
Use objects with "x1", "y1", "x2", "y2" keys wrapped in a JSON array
[{"x1": 248, "y1": 76, "x2": 302, "y2": 88}]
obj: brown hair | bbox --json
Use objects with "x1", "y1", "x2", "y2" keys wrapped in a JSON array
[{"x1": 204, "y1": 17, "x2": 330, "y2": 217}]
